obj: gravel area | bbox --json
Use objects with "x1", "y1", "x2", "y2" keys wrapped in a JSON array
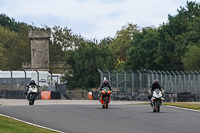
[{"x1": 0, "y1": 99, "x2": 147, "y2": 106}]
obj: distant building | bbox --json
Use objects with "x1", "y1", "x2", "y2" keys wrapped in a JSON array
[{"x1": 22, "y1": 28, "x2": 51, "y2": 71}]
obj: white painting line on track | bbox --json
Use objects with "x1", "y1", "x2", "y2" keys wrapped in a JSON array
[
  {"x1": 164, "y1": 105, "x2": 200, "y2": 113},
  {"x1": 0, "y1": 114, "x2": 65, "y2": 133}
]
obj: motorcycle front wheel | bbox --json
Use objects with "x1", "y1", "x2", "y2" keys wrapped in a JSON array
[
  {"x1": 29, "y1": 94, "x2": 35, "y2": 105},
  {"x1": 105, "y1": 98, "x2": 109, "y2": 109},
  {"x1": 156, "y1": 101, "x2": 160, "y2": 113}
]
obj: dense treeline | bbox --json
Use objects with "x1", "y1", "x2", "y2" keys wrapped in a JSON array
[
  {"x1": 1, "y1": 1, "x2": 200, "y2": 89},
  {"x1": 124, "y1": 1, "x2": 200, "y2": 71},
  {"x1": 0, "y1": 14, "x2": 30, "y2": 70}
]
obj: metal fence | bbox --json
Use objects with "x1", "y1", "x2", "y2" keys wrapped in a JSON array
[
  {"x1": 0, "y1": 70, "x2": 62, "y2": 91},
  {"x1": 98, "y1": 69, "x2": 200, "y2": 95}
]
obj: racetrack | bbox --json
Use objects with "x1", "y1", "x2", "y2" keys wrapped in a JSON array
[{"x1": 0, "y1": 100, "x2": 200, "y2": 133}]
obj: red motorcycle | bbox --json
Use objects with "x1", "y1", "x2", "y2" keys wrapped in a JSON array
[{"x1": 100, "y1": 87, "x2": 112, "y2": 109}]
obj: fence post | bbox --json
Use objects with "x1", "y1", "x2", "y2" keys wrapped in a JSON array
[
  {"x1": 158, "y1": 70, "x2": 163, "y2": 86},
  {"x1": 10, "y1": 70, "x2": 13, "y2": 90},
  {"x1": 180, "y1": 71, "x2": 186, "y2": 92},
  {"x1": 137, "y1": 70, "x2": 142, "y2": 91},
  {"x1": 185, "y1": 71, "x2": 190, "y2": 92},
  {"x1": 129, "y1": 70, "x2": 134, "y2": 92},
  {"x1": 114, "y1": 70, "x2": 119, "y2": 92},
  {"x1": 149, "y1": 70, "x2": 154, "y2": 83},
  {"x1": 106, "y1": 70, "x2": 111, "y2": 84},
  {"x1": 176, "y1": 71, "x2": 181, "y2": 92},
  {"x1": 171, "y1": 71, "x2": 176, "y2": 93},
  {"x1": 166, "y1": 71, "x2": 171, "y2": 92},
  {"x1": 190, "y1": 71, "x2": 195, "y2": 94},
  {"x1": 144, "y1": 69, "x2": 150, "y2": 88},
  {"x1": 122, "y1": 70, "x2": 126, "y2": 92},
  {"x1": 23, "y1": 69, "x2": 26, "y2": 91},
  {"x1": 98, "y1": 69, "x2": 103, "y2": 85},
  {"x1": 153, "y1": 70, "x2": 158, "y2": 79},
  {"x1": 162, "y1": 71, "x2": 167, "y2": 91},
  {"x1": 195, "y1": 71, "x2": 199, "y2": 101},
  {"x1": 35, "y1": 70, "x2": 39, "y2": 86}
]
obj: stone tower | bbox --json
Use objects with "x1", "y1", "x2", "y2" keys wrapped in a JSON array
[{"x1": 23, "y1": 28, "x2": 51, "y2": 71}]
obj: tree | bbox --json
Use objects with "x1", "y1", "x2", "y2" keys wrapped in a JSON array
[
  {"x1": 64, "y1": 41, "x2": 116, "y2": 89},
  {"x1": 155, "y1": 1, "x2": 200, "y2": 71},
  {"x1": 98, "y1": 36, "x2": 114, "y2": 47},
  {"x1": 123, "y1": 27, "x2": 159, "y2": 70},
  {"x1": 0, "y1": 24, "x2": 30, "y2": 70},
  {"x1": 0, "y1": 42, "x2": 8, "y2": 70},
  {"x1": 0, "y1": 13, "x2": 28, "y2": 33},
  {"x1": 181, "y1": 43, "x2": 200, "y2": 71},
  {"x1": 109, "y1": 23, "x2": 140, "y2": 60},
  {"x1": 51, "y1": 26, "x2": 84, "y2": 51}
]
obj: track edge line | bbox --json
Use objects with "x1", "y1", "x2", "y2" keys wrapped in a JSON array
[
  {"x1": 0, "y1": 113, "x2": 65, "y2": 133},
  {"x1": 164, "y1": 105, "x2": 200, "y2": 113}
]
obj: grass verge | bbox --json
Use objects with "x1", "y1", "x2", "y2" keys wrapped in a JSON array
[
  {"x1": 0, "y1": 115, "x2": 58, "y2": 133},
  {"x1": 163, "y1": 102, "x2": 200, "y2": 111},
  {"x1": 130, "y1": 102, "x2": 200, "y2": 111}
]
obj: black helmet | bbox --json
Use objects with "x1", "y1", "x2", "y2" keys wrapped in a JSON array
[
  {"x1": 104, "y1": 79, "x2": 109, "y2": 85},
  {"x1": 153, "y1": 79, "x2": 159, "y2": 85},
  {"x1": 30, "y1": 80, "x2": 35, "y2": 84}
]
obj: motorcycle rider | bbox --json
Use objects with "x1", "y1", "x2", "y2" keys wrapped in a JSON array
[
  {"x1": 148, "y1": 79, "x2": 164, "y2": 106},
  {"x1": 99, "y1": 79, "x2": 112, "y2": 91},
  {"x1": 98, "y1": 79, "x2": 112, "y2": 97},
  {"x1": 25, "y1": 80, "x2": 38, "y2": 95}
]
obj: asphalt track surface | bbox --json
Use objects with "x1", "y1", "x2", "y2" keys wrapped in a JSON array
[{"x1": 0, "y1": 103, "x2": 200, "y2": 133}]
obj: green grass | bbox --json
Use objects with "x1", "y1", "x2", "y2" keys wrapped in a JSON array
[
  {"x1": 0, "y1": 115, "x2": 58, "y2": 133},
  {"x1": 129, "y1": 102, "x2": 149, "y2": 105},
  {"x1": 163, "y1": 102, "x2": 200, "y2": 111}
]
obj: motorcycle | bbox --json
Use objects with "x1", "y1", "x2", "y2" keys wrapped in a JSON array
[
  {"x1": 100, "y1": 87, "x2": 112, "y2": 109},
  {"x1": 150, "y1": 88, "x2": 164, "y2": 112},
  {"x1": 26, "y1": 85, "x2": 39, "y2": 105}
]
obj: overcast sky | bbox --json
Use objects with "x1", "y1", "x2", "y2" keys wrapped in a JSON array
[{"x1": 1, "y1": 0, "x2": 199, "y2": 41}]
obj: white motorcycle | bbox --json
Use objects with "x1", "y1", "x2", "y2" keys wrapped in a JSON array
[
  {"x1": 150, "y1": 88, "x2": 164, "y2": 112},
  {"x1": 27, "y1": 85, "x2": 39, "y2": 105}
]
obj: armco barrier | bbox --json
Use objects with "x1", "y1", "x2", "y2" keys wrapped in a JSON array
[
  {"x1": 177, "y1": 92, "x2": 196, "y2": 102},
  {"x1": 0, "y1": 90, "x2": 26, "y2": 99},
  {"x1": 41, "y1": 91, "x2": 61, "y2": 99},
  {"x1": 0, "y1": 90, "x2": 198, "y2": 101},
  {"x1": 0, "y1": 90, "x2": 61, "y2": 99},
  {"x1": 91, "y1": 91, "x2": 190, "y2": 102},
  {"x1": 51, "y1": 91, "x2": 61, "y2": 99}
]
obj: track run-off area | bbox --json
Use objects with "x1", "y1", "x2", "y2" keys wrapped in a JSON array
[{"x1": 0, "y1": 99, "x2": 200, "y2": 133}]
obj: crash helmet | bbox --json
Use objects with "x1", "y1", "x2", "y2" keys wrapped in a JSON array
[
  {"x1": 30, "y1": 80, "x2": 35, "y2": 84},
  {"x1": 153, "y1": 79, "x2": 159, "y2": 85},
  {"x1": 104, "y1": 79, "x2": 109, "y2": 85}
]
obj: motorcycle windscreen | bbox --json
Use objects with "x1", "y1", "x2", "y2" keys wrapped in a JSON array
[{"x1": 102, "y1": 87, "x2": 110, "y2": 92}]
